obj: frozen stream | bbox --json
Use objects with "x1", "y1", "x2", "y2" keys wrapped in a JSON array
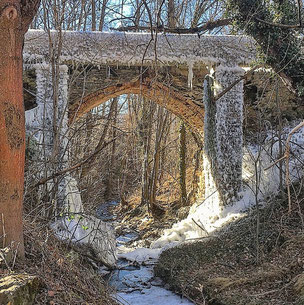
[{"x1": 97, "y1": 202, "x2": 193, "y2": 305}]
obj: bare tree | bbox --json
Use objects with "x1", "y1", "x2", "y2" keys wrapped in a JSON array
[{"x1": 0, "y1": 0, "x2": 40, "y2": 257}]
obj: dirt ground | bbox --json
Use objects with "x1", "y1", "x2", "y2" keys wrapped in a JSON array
[{"x1": 154, "y1": 187, "x2": 304, "y2": 305}]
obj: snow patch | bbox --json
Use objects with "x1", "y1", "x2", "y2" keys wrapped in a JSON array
[
  {"x1": 152, "y1": 123, "x2": 304, "y2": 249},
  {"x1": 51, "y1": 215, "x2": 117, "y2": 267},
  {"x1": 118, "y1": 247, "x2": 162, "y2": 264}
]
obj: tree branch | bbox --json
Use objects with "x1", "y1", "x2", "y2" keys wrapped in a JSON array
[
  {"x1": 213, "y1": 65, "x2": 260, "y2": 103},
  {"x1": 253, "y1": 16, "x2": 302, "y2": 29},
  {"x1": 111, "y1": 18, "x2": 232, "y2": 34},
  {"x1": 34, "y1": 137, "x2": 116, "y2": 187}
]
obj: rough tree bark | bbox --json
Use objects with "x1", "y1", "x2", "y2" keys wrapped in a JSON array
[{"x1": 0, "y1": 0, "x2": 40, "y2": 257}]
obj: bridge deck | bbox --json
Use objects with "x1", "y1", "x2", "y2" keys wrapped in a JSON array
[{"x1": 24, "y1": 30, "x2": 256, "y2": 67}]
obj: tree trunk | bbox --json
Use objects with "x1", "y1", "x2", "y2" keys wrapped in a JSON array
[
  {"x1": 149, "y1": 107, "x2": 168, "y2": 217},
  {"x1": 104, "y1": 97, "x2": 118, "y2": 200},
  {"x1": 140, "y1": 99, "x2": 153, "y2": 208},
  {"x1": 179, "y1": 120, "x2": 187, "y2": 206},
  {"x1": 0, "y1": 1, "x2": 40, "y2": 257},
  {"x1": 91, "y1": 0, "x2": 96, "y2": 31},
  {"x1": 167, "y1": 0, "x2": 175, "y2": 27},
  {"x1": 98, "y1": 0, "x2": 108, "y2": 31}
]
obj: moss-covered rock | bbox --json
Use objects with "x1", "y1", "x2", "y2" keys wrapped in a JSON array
[{"x1": 0, "y1": 274, "x2": 42, "y2": 305}]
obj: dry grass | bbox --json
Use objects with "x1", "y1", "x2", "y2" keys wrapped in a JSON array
[
  {"x1": 2, "y1": 219, "x2": 118, "y2": 305},
  {"x1": 155, "y1": 185, "x2": 304, "y2": 305}
]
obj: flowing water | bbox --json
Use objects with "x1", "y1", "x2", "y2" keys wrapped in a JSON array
[{"x1": 97, "y1": 201, "x2": 193, "y2": 305}]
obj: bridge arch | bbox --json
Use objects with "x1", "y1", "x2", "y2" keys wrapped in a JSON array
[
  {"x1": 69, "y1": 79, "x2": 205, "y2": 134},
  {"x1": 25, "y1": 28, "x2": 251, "y2": 210}
]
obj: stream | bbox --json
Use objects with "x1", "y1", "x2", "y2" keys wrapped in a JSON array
[{"x1": 97, "y1": 201, "x2": 193, "y2": 305}]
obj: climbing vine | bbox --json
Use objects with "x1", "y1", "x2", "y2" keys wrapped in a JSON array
[{"x1": 226, "y1": 0, "x2": 304, "y2": 98}]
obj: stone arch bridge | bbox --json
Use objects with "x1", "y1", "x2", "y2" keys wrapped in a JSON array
[{"x1": 24, "y1": 30, "x2": 256, "y2": 206}]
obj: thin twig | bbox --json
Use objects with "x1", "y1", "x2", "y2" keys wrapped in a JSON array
[
  {"x1": 1, "y1": 213, "x2": 5, "y2": 248},
  {"x1": 192, "y1": 218, "x2": 208, "y2": 234},
  {"x1": 264, "y1": 155, "x2": 286, "y2": 171},
  {"x1": 285, "y1": 121, "x2": 304, "y2": 213},
  {"x1": 34, "y1": 137, "x2": 116, "y2": 187}
]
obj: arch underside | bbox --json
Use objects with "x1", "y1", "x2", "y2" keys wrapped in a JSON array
[{"x1": 69, "y1": 79, "x2": 205, "y2": 133}]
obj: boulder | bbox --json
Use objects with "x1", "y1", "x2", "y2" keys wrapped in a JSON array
[
  {"x1": 51, "y1": 215, "x2": 117, "y2": 268},
  {"x1": 0, "y1": 274, "x2": 41, "y2": 305}
]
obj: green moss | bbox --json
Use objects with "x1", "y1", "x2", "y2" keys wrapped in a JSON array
[{"x1": 226, "y1": 0, "x2": 304, "y2": 97}]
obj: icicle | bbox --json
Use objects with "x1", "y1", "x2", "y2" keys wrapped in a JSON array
[{"x1": 187, "y1": 61, "x2": 194, "y2": 90}]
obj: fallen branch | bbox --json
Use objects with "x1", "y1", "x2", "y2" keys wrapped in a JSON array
[
  {"x1": 111, "y1": 18, "x2": 232, "y2": 34},
  {"x1": 34, "y1": 138, "x2": 116, "y2": 187}
]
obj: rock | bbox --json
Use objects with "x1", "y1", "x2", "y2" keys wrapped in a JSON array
[
  {"x1": 0, "y1": 274, "x2": 42, "y2": 305},
  {"x1": 150, "y1": 277, "x2": 163, "y2": 286},
  {"x1": 51, "y1": 215, "x2": 117, "y2": 268},
  {"x1": 294, "y1": 273, "x2": 304, "y2": 297}
]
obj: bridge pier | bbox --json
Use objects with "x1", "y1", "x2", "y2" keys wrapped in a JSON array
[
  {"x1": 26, "y1": 63, "x2": 70, "y2": 210},
  {"x1": 204, "y1": 64, "x2": 244, "y2": 206}
]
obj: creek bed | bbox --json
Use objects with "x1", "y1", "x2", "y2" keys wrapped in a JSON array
[{"x1": 97, "y1": 201, "x2": 193, "y2": 305}]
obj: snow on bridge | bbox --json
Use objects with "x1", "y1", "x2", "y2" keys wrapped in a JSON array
[
  {"x1": 24, "y1": 30, "x2": 256, "y2": 67},
  {"x1": 24, "y1": 30, "x2": 259, "y2": 257}
]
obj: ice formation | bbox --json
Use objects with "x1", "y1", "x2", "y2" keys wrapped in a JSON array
[
  {"x1": 213, "y1": 65, "x2": 245, "y2": 202},
  {"x1": 152, "y1": 122, "x2": 304, "y2": 248},
  {"x1": 23, "y1": 30, "x2": 256, "y2": 67},
  {"x1": 187, "y1": 61, "x2": 194, "y2": 89},
  {"x1": 117, "y1": 286, "x2": 193, "y2": 305},
  {"x1": 25, "y1": 62, "x2": 117, "y2": 268}
]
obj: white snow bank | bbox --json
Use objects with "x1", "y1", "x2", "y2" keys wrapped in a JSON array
[
  {"x1": 118, "y1": 247, "x2": 162, "y2": 264},
  {"x1": 51, "y1": 176, "x2": 117, "y2": 267},
  {"x1": 152, "y1": 122, "x2": 304, "y2": 248}
]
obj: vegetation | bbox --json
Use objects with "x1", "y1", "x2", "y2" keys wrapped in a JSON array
[
  {"x1": 155, "y1": 186, "x2": 304, "y2": 305},
  {"x1": 0, "y1": 0, "x2": 303, "y2": 304}
]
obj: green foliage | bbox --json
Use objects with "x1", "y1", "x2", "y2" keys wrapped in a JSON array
[
  {"x1": 67, "y1": 214, "x2": 75, "y2": 221},
  {"x1": 226, "y1": 0, "x2": 304, "y2": 97}
]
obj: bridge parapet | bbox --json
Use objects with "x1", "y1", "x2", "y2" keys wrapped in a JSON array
[{"x1": 24, "y1": 30, "x2": 256, "y2": 67}]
